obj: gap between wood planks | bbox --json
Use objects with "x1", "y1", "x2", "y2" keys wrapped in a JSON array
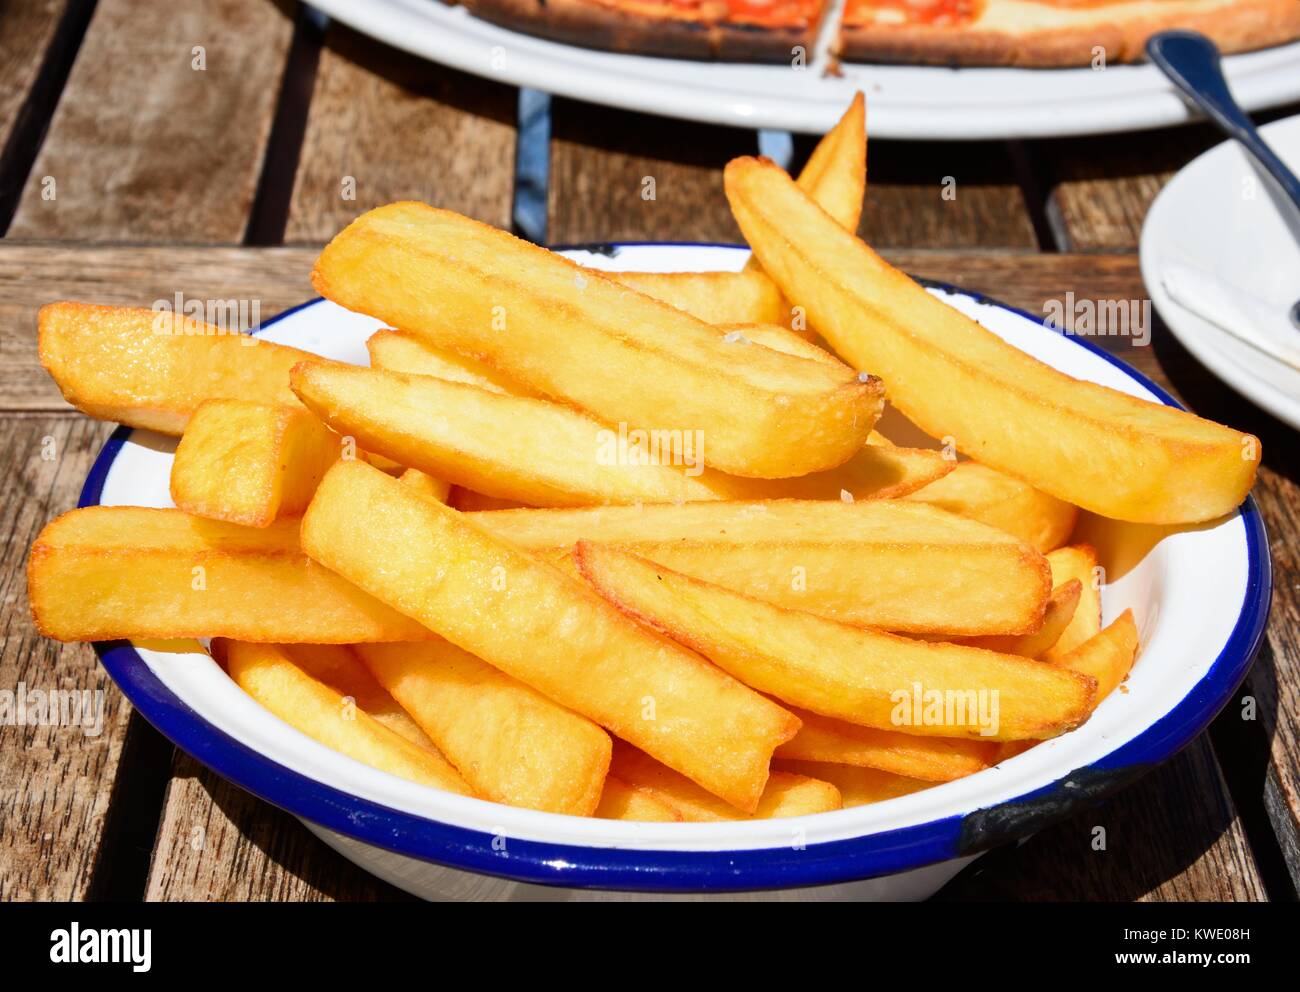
[
  {"x1": 244, "y1": 4, "x2": 326, "y2": 246},
  {"x1": 0, "y1": 0, "x2": 98, "y2": 235}
]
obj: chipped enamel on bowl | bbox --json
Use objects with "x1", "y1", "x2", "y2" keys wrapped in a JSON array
[{"x1": 83, "y1": 244, "x2": 1269, "y2": 900}]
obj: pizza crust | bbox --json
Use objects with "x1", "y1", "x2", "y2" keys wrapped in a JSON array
[
  {"x1": 838, "y1": 0, "x2": 1300, "y2": 67},
  {"x1": 462, "y1": 0, "x2": 817, "y2": 62}
]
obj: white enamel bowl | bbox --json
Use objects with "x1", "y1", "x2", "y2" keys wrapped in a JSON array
[{"x1": 84, "y1": 244, "x2": 1270, "y2": 900}]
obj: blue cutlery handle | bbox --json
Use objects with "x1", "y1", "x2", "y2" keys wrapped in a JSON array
[{"x1": 1148, "y1": 30, "x2": 1300, "y2": 214}]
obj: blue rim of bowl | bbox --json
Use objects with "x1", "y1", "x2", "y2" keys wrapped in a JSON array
[{"x1": 82, "y1": 244, "x2": 1272, "y2": 893}]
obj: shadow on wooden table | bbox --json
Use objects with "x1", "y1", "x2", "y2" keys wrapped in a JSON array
[{"x1": 148, "y1": 752, "x2": 414, "y2": 902}]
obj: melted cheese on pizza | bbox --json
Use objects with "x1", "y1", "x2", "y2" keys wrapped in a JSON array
[{"x1": 844, "y1": 0, "x2": 1185, "y2": 28}]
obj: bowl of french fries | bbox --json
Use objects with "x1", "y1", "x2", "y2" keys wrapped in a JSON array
[{"x1": 28, "y1": 96, "x2": 1270, "y2": 900}]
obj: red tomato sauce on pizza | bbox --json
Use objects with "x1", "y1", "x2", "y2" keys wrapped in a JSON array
[{"x1": 844, "y1": 0, "x2": 984, "y2": 26}]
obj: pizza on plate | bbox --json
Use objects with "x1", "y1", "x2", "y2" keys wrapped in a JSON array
[
  {"x1": 838, "y1": 0, "x2": 1300, "y2": 67},
  {"x1": 461, "y1": 0, "x2": 830, "y2": 61},
  {"x1": 458, "y1": 0, "x2": 1300, "y2": 65}
]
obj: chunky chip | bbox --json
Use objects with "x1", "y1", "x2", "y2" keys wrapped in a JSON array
[
  {"x1": 610, "y1": 742, "x2": 841, "y2": 822},
  {"x1": 576, "y1": 544, "x2": 1096, "y2": 741},
  {"x1": 277, "y1": 643, "x2": 437, "y2": 750},
  {"x1": 948, "y1": 580, "x2": 1082, "y2": 659},
  {"x1": 38, "y1": 302, "x2": 311, "y2": 433},
  {"x1": 725, "y1": 155, "x2": 1260, "y2": 522},
  {"x1": 355, "y1": 640, "x2": 611, "y2": 816},
  {"x1": 471, "y1": 499, "x2": 1052, "y2": 635},
  {"x1": 367, "y1": 329, "x2": 539, "y2": 397},
  {"x1": 1043, "y1": 545, "x2": 1104, "y2": 662},
  {"x1": 28, "y1": 506, "x2": 432, "y2": 643},
  {"x1": 775, "y1": 706, "x2": 998, "y2": 782},
  {"x1": 170, "y1": 399, "x2": 341, "y2": 527},
  {"x1": 299, "y1": 460, "x2": 799, "y2": 812},
  {"x1": 772, "y1": 760, "x2": 930, "y2": 808},
  {"x1": 312, "y1": 201, "x2": 882, "y2": 478},
  {"x1": 906, "y1": 461, "x2": 1078, "y2": 552},
  {"x1": 1051, "y1": 610, "x2": 1139, "y2": 707},
  {"x1": 291, "y1": 360, "x2": 743, "y2": 506},
  {"x1": 219, "y1": 640, "x2": 472, "y2": 796},
  {"x1": 594, "y1": 776, "x2": 684, "y2": 822}
]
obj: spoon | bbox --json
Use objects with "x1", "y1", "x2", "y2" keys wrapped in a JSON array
[{"x1": 1147, "y1": 30, "x2": 1300, "y2": 330}]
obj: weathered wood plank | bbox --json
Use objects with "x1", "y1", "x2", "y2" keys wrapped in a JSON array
[
  {"x1": 548, "y1": 100, "x2": 756, "y2": 244},
  {"x1": 284, "y1": 22, "x2": 517, "y2": 244},
  {"x1": 0, "y1": 414, "x2": 128, "y2": 900},
  {"x1": 0, "y1": 0, "x2": 88, "y2": 225},
  {"x1": 0, "y1": 1, "x2": 68, "y2": 142},
  {"x1": 7, "y1": 0, "x2": 295, "y2": 243},
  {"x1": 1039, "y1": 101, "x2": 1300, "y2": 251},
  {"x1": 145, "y1": 754, "x2": 410, "y2": 901}
]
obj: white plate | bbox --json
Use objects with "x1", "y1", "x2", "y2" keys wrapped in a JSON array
[
  {"x1": 84, "y1": 244, "x2": 1269, "y2": 900},
  {"x1": 308, "y1": 0, "x2": 1300, "y2": 138},
  {"x1": 1141, "y1": 115, "x2": 1300, "y2": 431}
]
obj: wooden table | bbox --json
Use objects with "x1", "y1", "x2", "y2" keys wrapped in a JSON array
[{"x1": 1, "y1": 0, "x2": 1296, "y2": 903}]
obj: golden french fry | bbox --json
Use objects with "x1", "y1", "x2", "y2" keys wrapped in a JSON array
[
  {"x1": 751, "y1": 444, "x2": 954, "y2": 501},
  {"x1": 794, "y1": 91, "x2": 867, "y2": 231},
  {"x1": 27, "y1": 506, "x2": 432, "y2": 643},
  {"x1": 293, "y1": 361, "x2": 936, "y2": 507},
  {"x1": 300, "y1": 460, "x2": 799, "y2": 812},
  {"x1": 291, "y1": 360, "x2": 742, "y2": 506},
  {"x1": 277, "y1": 643, "x2": 435, "y2": 750},
  {"x1": 38, "y1": 302, "x2": 312, "y2": 434},
  {"x1": 1043, "y1": 545, "x2": 1103, "y2": 662},
  {"x1": 397, "y1": 468, "x2": 451, "y2": 503},
  {"x1": 367, "y1": 329, "x2": 539, "y2": 398},
  {"x1": 715, "y1": 322, "x2": 845, "y2": 364},
  {"x1": 776, "y1": 707, "x2": 997, "y2": 782},
  {"x1": 725, "y1": 156, "x2": 1260, "y2": 523},
  {"x1": 355, "y1": 640, "x2": 612, "y2": 816},
  {"x1": 575, "y1": 544, "x2": 1094, "y2": 742},
  {"x1": 1051, "y1": 610, "x2": 1138, "y2": 706},
  {"x1": 372, "y1": 324, "x2": 839, "y2": 398},
  {"x1": 957, "y1": 580, "x2": 1082, "y2": 659},
  {"x1": 906, "y1": 461, "x2": 1078, "y2": 553},
  {"x1": 170, "y1": 399, "x2": 340, "y2": 527},
  {"x1": 449, "y1": 488, "x2": 529, "y2": 512},
  {"x1": 610, "y1": 742, "x2": 840, "y2": 821},
  {"x1": 471, "y1": 500, "x2": 1051, "y2": 636},
  {"x1": 772, "y1": 759, "x2": 930, "y2": 808},
  {"x1": 605, "y1": 269, "x2": 788, "y2": 326},
  {"x1": 361, "y1": 450, "x2": 406, "y2": 474},
  {"x1": 743, "y1": 92, "x2": 865, "y2": 276},
  {"x1": 595, "y1": 776, "x2": 683, "y2": 822},
  {"x1": 220, "y1": 640, "x2": 472, "y2": 796},
  {"x1": 993, "y1": 741, "x2": 1037, "y2": 762},
  {"x1": 312, "y1": 202, "x2": 882, "y2": 479},
  {"x1": 700, "y1": 329, "x2": 953, "y2": 498}
]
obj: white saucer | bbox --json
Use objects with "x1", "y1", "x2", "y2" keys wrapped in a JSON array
[{"x1": 1141, "y1": 115, "x2": 1300, "y2": 431}]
